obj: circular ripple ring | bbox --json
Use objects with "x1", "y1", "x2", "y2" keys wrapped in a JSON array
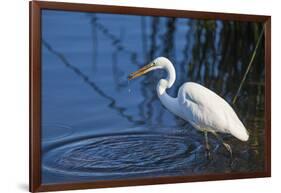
[{"x1": 43, "y1": 133, "x2": 200, "y2": 177}]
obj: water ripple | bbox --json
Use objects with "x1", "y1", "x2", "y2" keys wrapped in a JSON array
[
  {"x1": 42, "y1": 132, "x2": 203, "y2": 177},
  {"x1": 42, "y1": 123, "x2": 74, "y2": 142}
]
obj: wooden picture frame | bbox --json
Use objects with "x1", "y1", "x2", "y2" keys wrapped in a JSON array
[{"x1": 30, "y1": 1, "x2": 271, "y2": 192}]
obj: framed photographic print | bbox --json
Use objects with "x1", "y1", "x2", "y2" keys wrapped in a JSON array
[{"x1": 30, "y1": 1, "x2": 271, "y2": 192}]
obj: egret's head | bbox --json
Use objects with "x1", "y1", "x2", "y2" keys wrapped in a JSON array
[{"x1": 128, "y1": 57, "x2": 172, "y2": 80}]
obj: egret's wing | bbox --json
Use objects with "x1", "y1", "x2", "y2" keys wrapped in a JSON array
[{"x1": 177, "y1": 82, "x2": 248, "y2": 141}]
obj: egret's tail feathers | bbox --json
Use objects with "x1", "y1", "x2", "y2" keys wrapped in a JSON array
[{"x1": 229, "y1": 125, "x2": 249, "y2": 141}]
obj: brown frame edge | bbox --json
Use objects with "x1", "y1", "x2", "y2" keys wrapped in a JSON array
[
  {"x1": 29, "y1": 1, "x2": 271, "y2": 192},
  {"x1": 30, "y1": 1, "x2": 42, "y2": 192}
]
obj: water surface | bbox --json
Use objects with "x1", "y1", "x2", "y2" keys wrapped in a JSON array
[{"x1": 41, "y1": 10, "x2": 265, "y2": 184}]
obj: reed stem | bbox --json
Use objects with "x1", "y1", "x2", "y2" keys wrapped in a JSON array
[{"x1": 232, "y1": 25, "x2": 265, "y2": 105}]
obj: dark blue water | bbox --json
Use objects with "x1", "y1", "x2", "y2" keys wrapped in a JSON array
[{"x1": 41, "y1": 10, "x2": 265, "y2": 184}]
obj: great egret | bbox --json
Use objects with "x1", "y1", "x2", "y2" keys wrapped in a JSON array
[{"x1": 128, "y1": 57, "x2": 249, "y2": 157}]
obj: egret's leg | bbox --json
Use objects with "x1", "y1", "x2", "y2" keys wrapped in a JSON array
[
  {"x1": 211, "y1": 131, "x2": 232, "y2": 158},
  {"x1": 204, "y1": 131, "x2": 210, "y2": 151},
  {"x1": 204, "y1": 131, "x2": 211, "y2": 158}
]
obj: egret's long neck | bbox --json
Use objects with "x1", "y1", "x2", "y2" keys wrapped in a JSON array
[{"x1": 156, "y1": 63, "x2": 181, "y2": 117}]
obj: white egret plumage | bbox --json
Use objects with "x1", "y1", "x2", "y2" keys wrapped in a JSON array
[{"x1": 128, "y1": 57, "x2": 249, "y2": 157}]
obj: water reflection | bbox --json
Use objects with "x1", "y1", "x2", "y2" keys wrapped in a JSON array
[
  {"x1": 41, "y1": 10, "x2": 265, "y2": 184},
  {"x1": 42, "y1": 40, "x2": 144, "y2": 125}
]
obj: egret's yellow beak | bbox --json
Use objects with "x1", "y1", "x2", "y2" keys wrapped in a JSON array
[{"x1": 128, "y1": 63, "x2": 154, "y2": 80}]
